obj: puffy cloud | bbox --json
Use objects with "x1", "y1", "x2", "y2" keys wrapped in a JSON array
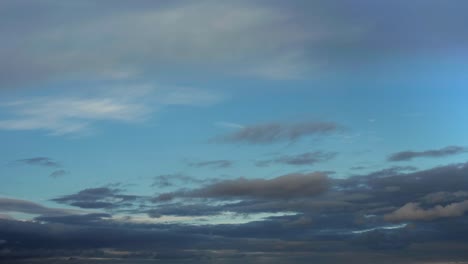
[
  {"x1": 388, "y1": 146, "x2": 467, "y2": 162},
  {"x1": 216, "y1": 121, "x2": 341, "y2": 144}
]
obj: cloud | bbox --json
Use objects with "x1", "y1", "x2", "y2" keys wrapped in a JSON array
[
  {"x1": 188, "y1": 172, "x2": 329, "y2": 199},
  {"x1": 256, "y1": 151, "x2": 337, "y2": 166},
  {"x1": 0, "y1": 197, "x2": 74, "y2": 216},
  {"x1": 422, "y1": 191, "x2": 468, "y2": 204},
  {"x1": 52, "y1": 187, "x2": 141, "y2": 209},
  {"x1": 35, "y1": 213, "x2": 112, "y2": 225},
  {"x1": 385, "y1": 200, "x2": 468, "y2": 222},
  {"x1": 188, "y1": 160, "x2": 233, "y2": 169},
  {"x1": 49, "y1": 169, "x2": 68, "y2": 178},
  {"x1": 0, "y1": 86, "x2": 223, "y2": 135},
  {"x1": 151, "y1": 173, "x2": 209, "y2": 188},
  {"x1": 215, "y1": 121, "x2": 341, "y2": 144},
  {"x1": 388, "y1": 146, "x2": 467, "y2": 161},
  {"x1": 0, "y1": 96, "x2": 148, "y2": 135},
  {"x1": 13, "y1": 157, "x2": 60, "y2": 168},
  {"x1": 357, "y1": 166, "x2": 418, "y2": 178},
  {"x1": 1, "y1": 0, "x2": 468, "y2": 90}
]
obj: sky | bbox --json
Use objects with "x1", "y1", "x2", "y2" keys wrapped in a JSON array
[{"x1": 1, "y1": 0, "x2": 468, "y2": 263}]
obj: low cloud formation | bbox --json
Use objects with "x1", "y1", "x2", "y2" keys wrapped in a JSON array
[
  {"x1": 216, "y1": 121, "x2": 340, "y2": 144},
  {"x1": 52, "y1": 187, "x2": 140, "y2": 209},
  {"x1": 0, "y1": 197, "x2": 72, "y2": 216},
  {"x1": 13, "y1": 157, "x2": 60, "y2": 167},
  {"x1": 388, "y1": 146, "x2": 467, "y2": 161},
  {"x1": 385, "y1": 200, "x2": 468, "y2": 221},
  {"x1": 188, "y1": 160, "x2": 232, "y2": 168},
  {"x1": 256, "y1": 151, "x2": 337, "y2": 166},
  {"x1": 190, "y1": 172, "x2": 329, "y2": 199}
]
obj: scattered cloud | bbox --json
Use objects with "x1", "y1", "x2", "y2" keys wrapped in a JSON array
[
  {"x1": 256, "y1": 151, "x2": 337, "y2": 167},
  {"x1": 388, "y1": 146, "x2": 467, "y2": 162},
  {"x1": 215, "y1": 121, "x2": 341, "y2": 144}
]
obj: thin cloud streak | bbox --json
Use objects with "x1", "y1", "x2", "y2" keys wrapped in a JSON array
[
  {"x1": 256, "y1": 151, "x2": 337, "y2": 167},
  {"x1": 389, "y1": 146, "x2": 467, "y2": 161},
  {"x1": 14, "y1": 157, "x2": 60, "y2": 168},
  {"x1": 215, "y1": 121, "x2": 341, "y2": 144}
]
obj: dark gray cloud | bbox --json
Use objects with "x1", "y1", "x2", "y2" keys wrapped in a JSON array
[
  {"x1": 385, "y1": 200, "x2": 468, "y2": 222},
  {"x1": 4, "y1": 159, "x2": 468, "y2": 263},
  {"x1": 52, "y1": 187, "x2": 141, "y2": 209},
  {"x1": 13, "y1": 157, "x2": 60, "y2": 167},
  {"x1": 388, "y1": 145, "x2": 467, "y2": 161},
  {"x1": 256, "y1": 151, "x2": 337, "y2": 166},
  {"x1": 421, "y1": 191, "x2": 468, "y2": 204},
  {"x1": 35, "y1": 213, "x2": 112, "y2": 225},
  {"x1": 49, "y1": 169, "x2": 67, "y2": 178},
  {"x1": 189, "y1": 172, "x2": 329, "y2": 199},
  {"x1": 0, "y1": 197, "x2": 72, "y2": 216},
  {"x1": 188, "y1": 160, "x2": 232, "y2": 168},
  {"x1": 216, "y1": 121, "x2": 341, "y2": 144}
]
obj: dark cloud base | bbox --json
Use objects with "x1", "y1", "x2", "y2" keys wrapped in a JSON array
[{"x1": 2, "y1": 162, "x2": 468, "y2": 262}]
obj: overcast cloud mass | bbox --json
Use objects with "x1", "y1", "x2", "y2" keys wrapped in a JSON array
[{"x1": 1, "y1": 0, "x2": 468, "y2": 263}]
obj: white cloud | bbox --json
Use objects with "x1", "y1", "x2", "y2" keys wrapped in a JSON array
[{"x1": 0, "y1": 85, "x2": 223, "y2": 135}]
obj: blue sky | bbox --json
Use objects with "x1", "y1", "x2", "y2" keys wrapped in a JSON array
[{"x1": 1, "y1": 1, "x2": 468, "y2": 263}]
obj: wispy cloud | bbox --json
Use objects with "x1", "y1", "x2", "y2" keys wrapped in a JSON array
[
  {"x1": 388, "y1": 146, "x2": 467, "y2": 161},
  {"x1": 49, "y1": 169, "x2": 68, "y2": 178},
  {"x1": 0, "y1": 86, "x2": 223, "y2": 135},
  {"x1": 188, "y1": 160, "x2": 233, "y2": 169},
  {"x1": 51, "y1": 187, "x2": 141, "y2": 209},
  {"x1": 0, "y1": 96, "x2": 148, "y2": 135},
  {"x1": 152, "y1": 173, "x2": 209, "y2": 188},
  {"x1": 256, "y1": 151, "x2": 337, "y2": 167},
  {"x1": 14, "y1": 157, "x2": 60, "y2": 168}
]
